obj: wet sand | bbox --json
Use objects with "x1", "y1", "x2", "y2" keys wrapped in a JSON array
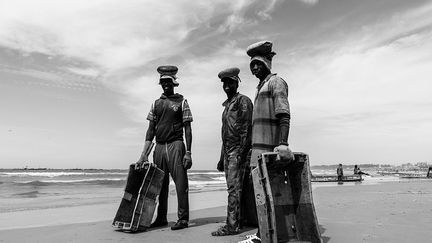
[{"x1": 1, "y1": 179, "x2": 431, "y2": 242}]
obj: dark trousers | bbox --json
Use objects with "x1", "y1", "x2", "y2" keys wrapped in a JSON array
[
  {"x1": 153, "y1": 140, "x2": 189, "y2": 222},
  {"x1": 224, "y1": 151, "x2": 246, "y2": 231},
  {"x1": 240, "y1": 165, "x2": 258, "y2": 227}
]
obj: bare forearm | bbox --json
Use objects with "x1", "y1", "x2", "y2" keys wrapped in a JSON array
[
  {"x1": 184, "y1": 122, "x2": 192, "y2": 152},
  {"x1": 145, "y1": 121, "x2": 155, "y2": 142},
  {"x1": 140, "y1": 121, "x2": 155, "y2": 158},
  {"x1": 219, "y1": 144, "x2": 224, "y2": 161}
]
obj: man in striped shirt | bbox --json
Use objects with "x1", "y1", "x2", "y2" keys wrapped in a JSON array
[{"x1": 239, "y1": 41, "x2": 294, "y2": 243}]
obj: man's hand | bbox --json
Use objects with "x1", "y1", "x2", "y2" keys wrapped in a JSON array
[
  {"x1": 274, "y1": 144, "x2": 294, "y2": 162},
  {"x1": 136, "y1": 161, "x2": 153, "y2": 170},
  {"x1": 183, "y1": 151, "x2": 192, "y2": 170},
  {"x1": 217, "y1": 160, "x2": 224, "y2": 172},
  {"x1": 135, "y1": 154, "x2": 148, "y2": 169},
  {"x1": 135, "y1": 140, "x2": 154, "y2": 170}
]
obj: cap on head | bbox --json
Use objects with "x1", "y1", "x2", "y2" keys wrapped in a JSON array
[
  {"x1": 218, "y1": 67, "x2": 241, "y2": 82},
  {"x1": 246, "y1": 40, "x2": 276, "y2": 71},
  {"x1": 157, "y1": 65, "x2": 179, "y2": 86}
]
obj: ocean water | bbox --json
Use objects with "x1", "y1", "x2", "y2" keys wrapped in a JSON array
[
  {"x1": 0, "y1": 168, "x2": 403, "y2": 214},
  {"x1": 0, "y1": 169, "x2": 226, "y2": 213}
]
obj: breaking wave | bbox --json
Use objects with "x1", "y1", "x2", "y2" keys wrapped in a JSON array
[{"x1": 14, "y1": 178, "x2": 126, "y2": 186}]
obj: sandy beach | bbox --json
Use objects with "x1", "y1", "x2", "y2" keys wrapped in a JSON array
[
  {"x1": 2, "y1": 1, "x2": 432, "y2": 242},
  {"x1": 1, "y1": 178, "x2": 431, "y2": 243}
]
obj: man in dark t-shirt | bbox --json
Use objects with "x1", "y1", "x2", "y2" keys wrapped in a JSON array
[{"x1": 137, "y1": 65, "x2": 193, "y2": 231}]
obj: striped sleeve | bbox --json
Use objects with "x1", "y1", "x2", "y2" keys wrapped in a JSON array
[
  {"x1": 146, "y1": 102, "x2": 156, "y2": 122},
  {"x1": 182, "y1": 99, "x2": 193, "y2": 123},
  {"x1": 270, "y1": 77, "x2": 290, "y2": 115}
]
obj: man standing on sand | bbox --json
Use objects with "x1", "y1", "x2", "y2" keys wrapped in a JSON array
[
  {"x1": 136, "y1": 65, "x2": 193, "y2": 231},
  {"x1": 337, "y1": 164, "x2": 344, "y2": 182},
  {"x1": 212, "y1": 67, "x2": 253, "y2": 236},
  {"x1": 238, "y1": 41, "x2": 294, "y2": 243}
]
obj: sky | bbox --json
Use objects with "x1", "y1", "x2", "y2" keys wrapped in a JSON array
[{"x1": 1, "y1": 0, "x2": 431, "y2": 169}]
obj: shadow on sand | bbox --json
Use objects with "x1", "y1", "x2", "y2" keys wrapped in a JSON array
[
  {"x1": 188, "y1": 216, "x2": 226, "y2": 228},
  {"x1": 126, "y1": 215, "x2": 226, "y2": 234}
]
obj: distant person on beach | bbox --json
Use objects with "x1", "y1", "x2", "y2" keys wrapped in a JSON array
[
  {"x1": 354, "y1": 165, "x2": 369, "y2": 176},
  {"x1": 238, "y1": 41, "x2": 294, "y2": 243},
  {"x1": 212, "y1": 67, "x2": 253, "y2": 236},
  {"x1": 337, "y1": 164, "x2": 343, "y2": 181},
  {"x1": 428, "y1": 166, "x2": 432, "y2": 178},
  {"x1": 354, "y1": 165, "x2": 360, "y2": 174},
  {"x1": 136, "y1": 65, "x2": 193, "y2": 231}
]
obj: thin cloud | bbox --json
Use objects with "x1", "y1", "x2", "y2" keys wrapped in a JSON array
[
  {"x1": 297, "y1": 0, "x2": 319, "y2": 6},
  {"x1": 0, "y1": 63, "x2": 102, "y2": 91},
  {"x1": 257, "y1": 0, "x2": 284, "y2": 20}
]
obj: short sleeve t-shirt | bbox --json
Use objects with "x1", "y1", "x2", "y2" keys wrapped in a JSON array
[{"x1": 147, "y1": 94, "x2": 193, "y2": 143}]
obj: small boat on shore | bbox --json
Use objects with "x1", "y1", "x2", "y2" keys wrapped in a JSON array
[
  {"x1": 311, "y1": 174, "x2": 363, "y2": 182},
  {"x1": 399, "y1": 167, "x2": 432, "y2": 179},
  {"x1": 400, "y1": 174, "x2": 432, "y2": 179}
]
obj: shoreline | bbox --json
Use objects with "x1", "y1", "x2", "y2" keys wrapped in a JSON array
[{"x1": 1, "y1": 179, "x2": 431, "y2": 242}]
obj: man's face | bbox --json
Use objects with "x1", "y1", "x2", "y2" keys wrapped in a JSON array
[
  {"x1": 250, "y1": 60, "x2": 269, "y2": 80},
  {"x1": 160, "y1": 78, "x2": 175, "y2": 95},
  {"x1": 222, "y1": 78, "x2": 238, "y2": 97}
]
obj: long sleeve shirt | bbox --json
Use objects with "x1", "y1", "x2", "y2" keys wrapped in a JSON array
[{"x1": 221, "y1": 93, "x2": 253, "y2": 157}]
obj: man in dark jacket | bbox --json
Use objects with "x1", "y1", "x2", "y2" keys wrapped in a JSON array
[
  {"x1": 137, "y1": 65, "x2": 193, "y2": 231},
  {"x1": 212, "y1": 67, "x2": 253, "y2": 236}
]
